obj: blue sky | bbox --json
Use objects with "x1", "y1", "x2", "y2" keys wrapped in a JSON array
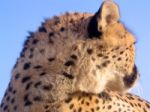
[{"x1": 0, "y1": 0, "x2": 150, "y2": 102}]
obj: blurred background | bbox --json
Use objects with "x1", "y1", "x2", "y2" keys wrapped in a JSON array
[{"x1": 0, "y1": 0, "x2": 150, "y2": 102}]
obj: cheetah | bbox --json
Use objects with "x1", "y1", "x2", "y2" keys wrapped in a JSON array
[
  {"x1": 60, "y1": 90, "x2": 150, "y2": 112},
  {"x1": 0, "y1": 1, "x2": 147, "y2": 112}
]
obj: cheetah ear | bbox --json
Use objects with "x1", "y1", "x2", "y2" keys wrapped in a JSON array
[
  {"x1": 88, "y1": 1, "x2": 120, "y2": 38},
  {"x1": 99, "y1": 1, "x2": 120, "y2": 30}
]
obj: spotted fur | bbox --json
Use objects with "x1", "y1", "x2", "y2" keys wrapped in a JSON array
[{"x1": 1, "y1": 1, "x2": 148, "y2": 112}]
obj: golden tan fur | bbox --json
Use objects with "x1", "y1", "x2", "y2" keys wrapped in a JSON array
[
  {"x1": 1, "y1": 1, "x2": 148, "y2": 112},
  {"x1": 60, "y1": 90, "x2": 150, "y2": 112}
]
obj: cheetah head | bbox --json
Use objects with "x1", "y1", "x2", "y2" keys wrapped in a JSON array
[{"x1": 71, "y1": 1, "x2": 138, "y2": 94}]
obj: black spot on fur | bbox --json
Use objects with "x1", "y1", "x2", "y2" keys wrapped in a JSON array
[
  {"x1": 62, "y1": 72, "x2": 74, "y2": 79},
  {"x1": 117, "y1": 57, "x2": 122, "y2": 61},
  {"x1": 23, "y1": 62, "x2": 31, "y2": 70},
  {"x1": 108, "y1": 105, "x2": 112, "y2": 109},
  {"x1": 34, "y1": 81, "x2": 42, "y2": 88},
  {"x1": 39, "y1": 27, "x2": 47, "y2": 33},
  {"x1": 25, "y1": 82, "x2": 33, "y2": 90},
  {"x1": 44, "y1": 105, "x2": 49, "y2": 109},
  {"x1": 48, "y1": 58, "x2": 55, "y2": 62},
  {"x1": 13, "y1": 90, "x2": 16, "y2": 94},
  {"x1": 22, "y1": 76, "x2": 31, "y2": 83},
  {"x1": 30, "y1": 48, "x2": 34, "y2": 52},
  {"x1": 60, "y1": 27, "x2": 65, "y2": 32},
  {"x1": 120, "y1": 51, "x2": 124, "y2": 54},
  {"x1": 96, "y1": 65, "x2": 101, "y2": 69},
  {"x1": 24, "y1": 94, "x2": 32, "y2": 106},
  {"x1": 42, "y1": 84, "x2": 53, "y2": 91},
  {"x1": 6, "y1": 96, "x2": 10, "y2": 101},
  {"x1": 65, "y1": 97, "x2": 72, "y2": 103},
  {"x1": 48, "y1": 37, "x2": 54, "y2": 44},
  {"x1": 86, "y1": 102, "x2": 90, "y2": 106},
  {"x1": 69, "y1": 104, "x2": 74, "y2": 109},
  {"x1": 96, "y1": 106, "x2": 100, "y2": 110},
  {"x1": 22, "y1": 32, "x2": 34, "y2": 49},
  {"x1": 146, "y1": 103, "x2": 150, "y2": 108},
  {"x1": 70, "y1": 54, "x2": 78, "y2": 60},
  {"x1": 87, "y1": 10, "x2": 102, "y2": 38},
  {"x1": 20, "y1": 47, "x2": 27, "y2": 57},
  {"x1": 101, "y1": 62, "x2": 108, "y2": 67},
  {"x1": 32, "y1": 39, "x2": 39, "y2": 44},
  {"x1": 39, "y1": 72, "x2": 46, "y2": 76},
  {"x1": 34, "y1": 65, "x2": 42, "y2": 69},
  {"x1": 13, "y1": 105, "x2": 17, "y2": 111},
  {"x1": 87, "y1": 48, "x2": 93, "y2": 55},
  {"x1": 24, "y1": 100, "x2": 32, "y2": 106},
  {"x1": 11, "y1": 98, "x2": 15, "y2": 104},
  {"x1": 98, "y1": 45, "x2": 104, "y2": 49},
  {"x1": 112, "y1": 55, "x2": 116, "y2": 58},
  {"x1": 33, "y1": 96, "x2": 42, "y2": 101},
  {"x1": 95, "y1": 99, "x2": 99, "y2": 104},
  {"x1": 123, "y1": 65, "x2": 138, "y2": 88},
  {"x1": 0, "y1": 102, "x2": 4, "y2": 108},
  {"x1": 48, "y1": 32, "x2": 54, "y2": 44},
  {"x1": 97, "y1": 53, "x2": 103, "y2": 57},
  {"x1": 115, "y1": 47, "x2": 119, "y2": 50},
  {"x1": 78, "y1": 107, "x2": 82, "y2": 112},
  {"x1": 98, "y1": 92, "x2": 111, "y2": 101},
  {"x1": 13, "y1": 61, "x2": 19, "y2": 69},
  {"x1": 4, "y1": 91, "x2": 8, "y2": 97},
  {"x1": 15, "y1": 73, "x2": 20, "y2": 80},
  {"x1": 65, "y1": 60, "x2": 75, "y2": 66},
  {"x1": 39, "y1": 49, "x2": 45, "y2": 54},
  {"x1": 3, "y1": 105, "x2": 8, "y2": 111},
  {"x1": 8, "y1": 86, "x2": 13, "y2": 92},
  {"x1": 103, "y1": 56, "x2": 109, "y2": 59},
  {"x1": 29, "y1": 54, "x2": 33, "y2": 58},
  {"x1": 49, "y1": 32, "x2": 54, "y2": 37}
]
